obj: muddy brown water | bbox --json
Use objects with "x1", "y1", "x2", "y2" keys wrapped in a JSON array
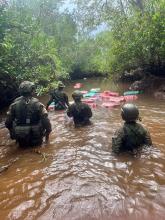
[{"x1": 0, "y1": 78, "x2": 165, "y2": 220}]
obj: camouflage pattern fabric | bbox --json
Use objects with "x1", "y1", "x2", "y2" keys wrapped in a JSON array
[
  {"x1": 112, "y1": 122, "x2": 152, "y2": 154},
  {"x1": 67, "y1": 102, "x2": 92, "y2": 127},
  {"x1": 47, "y1": 89, "x2": 69, "y2": 110},
  {"x1": 5, "y1": 96, "x2": 51, "y2": 147}
]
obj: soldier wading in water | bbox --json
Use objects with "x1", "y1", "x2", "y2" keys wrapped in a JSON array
[
  {"x1": 67, "y1": 91, "x2": 92, "y2": 127},
  {"x1": 112, "y1": 103, "x2": 152, "y2": 154},
  {"x1": 46, "y1": 81, "x2": 69, "y2": 111},
  {"x1": 5, "y1": 81, "x2": 52, "y2": 147}
]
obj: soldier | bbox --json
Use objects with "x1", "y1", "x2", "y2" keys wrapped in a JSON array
[
  {"x1": 46, "y1": 81, "x2": 69, "y2": 111},
  {"x1": 5, "y1": 81, "x2": 52, "y2": 147},
  {"x1": 112, "y1": 103, "x2": 152, "y2": 154},
  {"x1": 67, "y1": 91, "x2": 92, "y2": 127}
]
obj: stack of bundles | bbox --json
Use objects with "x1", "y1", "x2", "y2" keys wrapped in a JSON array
[
  {"x1": 123, "y1": 90, "x2": 142, "y2": 101},
  {"x1": 82, "y1": 88, "x2": 100, "y2": 108},
  {"x1": 100, "y1": 91, "x2": 119, "y2": 101},
  {"x1": 83, "y1": 88, "x2": 100, "y2": 98},
  {"x1": 48, "y1": 88, "x2": 141, "y2": 111},
  {"x1": 99, "y1": 91, "x2": 123, "y2": 109}
]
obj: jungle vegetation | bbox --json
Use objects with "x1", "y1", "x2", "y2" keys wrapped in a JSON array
[{"x1": 0, "y1": 0, "x2": 164, "y2": 94}]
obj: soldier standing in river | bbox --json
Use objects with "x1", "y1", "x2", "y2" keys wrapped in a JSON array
[
  {"x1": 46, "y1": 81, "x2": 69, "y2": 111},
  {"x1": 67, "y1": 91, "x2": 92, "y2": 127},
  {"x1": 5, "y1": 81, "x2": 52, "y2": 147},
  {"x1": 112, "y1": 103, "x2": 152, "y2": 154}
]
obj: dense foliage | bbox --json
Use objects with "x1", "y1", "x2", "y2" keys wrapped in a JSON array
[
  {"x1": 73, "y1": 0, "x2": 165, "y2": 75},
  {"x1": 0, "y1": 0, "x2": 77, "y2": 94},
  {"x1": 0, "y1": 0, "x2": 164, "y2": 95}
]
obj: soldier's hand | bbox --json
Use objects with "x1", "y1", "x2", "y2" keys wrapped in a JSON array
[{"x1": 45, "y1": 134, "x2": 49, "y2": 144}]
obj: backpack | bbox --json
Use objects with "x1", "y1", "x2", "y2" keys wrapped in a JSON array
[{"x1": 12, "y1": 97, "x2": 43, "y2": 141}]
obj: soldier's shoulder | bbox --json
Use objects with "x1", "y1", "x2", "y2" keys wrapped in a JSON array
[
  {"x1": 136, "y1": 122, "x2": 147, "y2": 131},
  {"x1": 69, "y1": 103, "x2": 76, "y2": 109},
  {"x1": 31, "y1": 97, "x2": 40, "y2": 102},
  {"x1": 83, "y1": 103, "x2": 91, "y2": 108},
  {"x1": 114, "y1": 124, "x2": 125, "y2": 136},
  {"x1": 61, "y1": 91, "x2": 67, "y2": 96},
  {"x1": 13, "y1": 96, "x2": 23, "y2": 102},
  {"x1": 10, "y1": 96, "x2": 23, "y2": 108},
  {"x1": 37, "y1": 102, "x2": 48, "y2": 115}
]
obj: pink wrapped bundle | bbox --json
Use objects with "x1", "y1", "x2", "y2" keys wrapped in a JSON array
[
  {"x1": 101, "y1": 102, "x2": 120, "y2": 108},
  {"x1": 109, "y1": 96, "x2": 125, "y2": 102},
  {"x1": 88, "y1": 97, "x2": 99, "y2": 101},
  {"x1": 88, "y1": 103, "x2": 97, "y2": 108},
  {"x1": 82, "y1": 99, "x2": 95, "y2": 104},
  {"x1": 99, "y1": 93, "x2": 111, "y2": 100},
  {"x1": 124, "y1": 95, "x2": 138, "y2": 101},
  {"x1": 80, "y1": 90, "x2": 88, "y2": 94},
  {"x1": 73, "y1": 83, "x2": 83, "y2": 89},
  {"x1": 48, "y1": 102, "x2": 55, "y2": 111},
  {"x1": 103, "y1": 91, "x2": 119, "y2": 97},
  {"x1": 48, "y1": 105, "x2": 54, "y2": 111}
]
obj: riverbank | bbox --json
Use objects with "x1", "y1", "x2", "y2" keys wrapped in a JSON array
[
  {"x1": 116, "y1": 67, "x2": 165, "y2": 99},
  {"x1": 0, "y1": 67, "x2": 164, "y2": 111}
]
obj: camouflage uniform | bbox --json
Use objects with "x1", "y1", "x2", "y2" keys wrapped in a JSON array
[
  {"x1": 5, "y1": 82, "x2": 51, "y2": 147},
  {"x1": 112, "y1": 122, "x2": 152, "y2": 154},
  {"x1": 46, "y1": 81, "x2": 69, "y2": 111},
  {"x1": 67, "y1": 91, "x2": 92, "y2": 127},
  {"x1": 112, "y1": 103, "x2": 152, "y2": 154},
  {"x1": 47, "y1": 89, "x2": 69, "y2": 110}
]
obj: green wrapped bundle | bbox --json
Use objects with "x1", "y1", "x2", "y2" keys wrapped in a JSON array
[{"x1": 124, "y1": 90, "x2": 143, "y2": 96}]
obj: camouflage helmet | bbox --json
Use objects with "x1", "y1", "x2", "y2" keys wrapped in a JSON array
[
  {"x1": 19, "y1": 81, "x2": 35, "y2": 96},
  {"x1": 121, "y1": 103, "x2": 139, "y2": 122},
  {"x1": 58, "y1": 81, "x2": 65, "y2": 88},
  {"x1": 72, "y1": 91, "x2": 83, "y2": 100}
]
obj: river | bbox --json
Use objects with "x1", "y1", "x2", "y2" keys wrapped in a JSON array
[{"x1": 0, "y1": 78, "x2": 165, "y2": 220}]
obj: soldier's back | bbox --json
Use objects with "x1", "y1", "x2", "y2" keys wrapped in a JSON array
[
  {"x1": 13, "y1": 97, "x2": 41, "y2": 125},
  {"x1": 67, "y1": 102, "x2": 92, "y2": 126},
  {"x1": 112, "y1": 122, "x2": 151, "y2": 153},
  {"x1": 123, "y1": 122, "x2": 148, "y2": 149}
]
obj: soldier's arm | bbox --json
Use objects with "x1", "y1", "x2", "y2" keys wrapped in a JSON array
[
  {"x1": 64, "y1": 93, "x2": 70, "y2": 107},
  {"x1": 112, "y1": 128, "x2": 124, "y2": 154},
  {"x1": 46, "y1": 95, "x2": 54, "y2": 110},
  {"x1": 87, "y1": 106, "x2": 92, "y2": 118},
  {"x1": 66, "y1": 106, "x2": 73, "y2": 117},
  {"x1": 5, "y1": 104, "x2": 15, "y2": 129},
  {"x1": 83, "y1": 105, "x2": 92, "y2": 120},
  {"x1": 40, "y1": 105, "x2": 52, "y2": 142},
  {"x1": 144, "y1": 129, "x2": 152, "y2": 146}
]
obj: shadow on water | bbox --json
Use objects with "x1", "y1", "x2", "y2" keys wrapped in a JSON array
[{"x1": 0, "y1": 78, "x2": 165, "y2": 220}]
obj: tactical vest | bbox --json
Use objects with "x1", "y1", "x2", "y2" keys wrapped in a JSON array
[
  {"x1": 123, "y1": 123, "x2": 145, "y2": 150},
  {"x1": 14, "y1": 98, "x2": 41, "y2": 125},
  {"x1": 70, "y1": 103, "x2": 91, "y2": 126},
  {"x1": 12, "y1": 97, "x2": 43, "y2": 142}
]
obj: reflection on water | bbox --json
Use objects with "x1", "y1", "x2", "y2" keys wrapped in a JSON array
[{"x1": 0, "y1": 78, "x2": 165, "y2": 220}]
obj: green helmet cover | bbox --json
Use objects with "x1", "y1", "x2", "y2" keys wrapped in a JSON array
[
  {"x1": 58, "y1": 81, "x2": 65, "y2": 88},
  {"x1": 121, "y1": 103, "x2": 139, "y2": 122},
  {"x1": 19, "y1": 81, "x2": 35, "y2": 96},
  {"x1": 72, "y1": 91, "x2": 83, "y2": 100}
]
